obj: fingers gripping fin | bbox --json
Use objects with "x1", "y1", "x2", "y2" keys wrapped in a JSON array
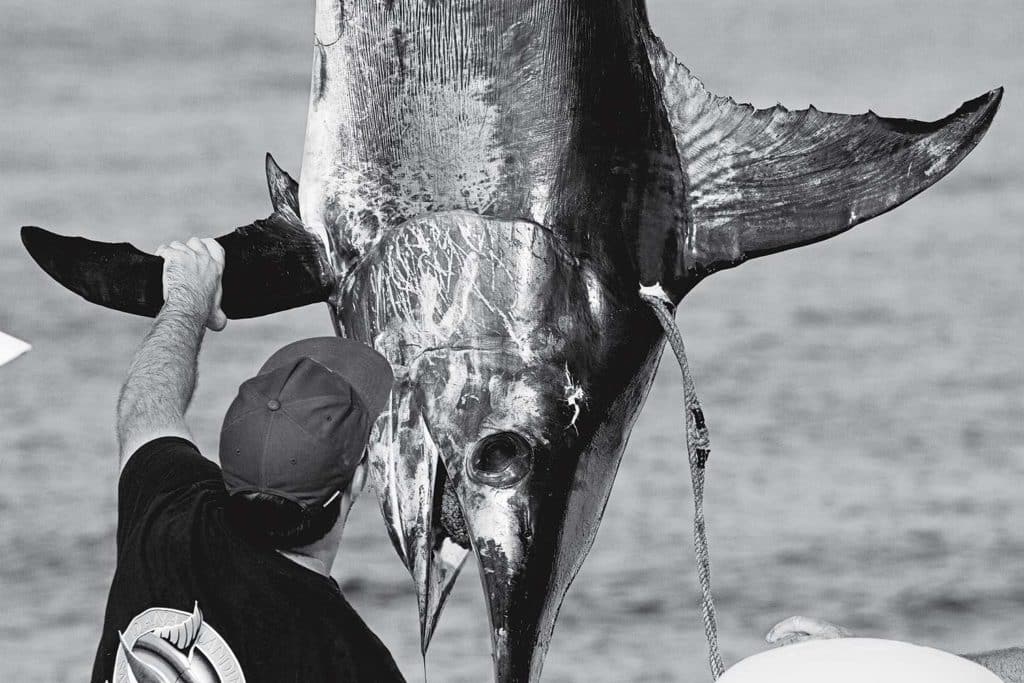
[
  {"x1": 22, "y1": 159, "x2": 334, "y2": 319},
  {"x1": 645, "y1": 35, "x2": 1004, "y2": 295}
]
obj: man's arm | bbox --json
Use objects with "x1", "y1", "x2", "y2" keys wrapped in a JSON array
[{"x1": 117, "y1": 237, "x2": 225, "y2": 469}]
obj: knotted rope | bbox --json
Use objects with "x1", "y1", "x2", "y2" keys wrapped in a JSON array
[{"x1": 641, "y1": 286, "x2": 725, "y2": 680}]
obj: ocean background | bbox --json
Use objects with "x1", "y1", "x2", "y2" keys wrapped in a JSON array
[{"x1": 1, "y1": 1, "x2": 1021, "y2": 681}]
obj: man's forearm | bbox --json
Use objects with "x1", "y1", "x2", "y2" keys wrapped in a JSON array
[{"x1": 116, "y1": 301, "x2": 207, "y2": 458}]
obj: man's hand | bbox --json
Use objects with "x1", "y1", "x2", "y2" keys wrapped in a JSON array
[{"x1": 155, "y1": 237, "x2": 227, "y2": 331}]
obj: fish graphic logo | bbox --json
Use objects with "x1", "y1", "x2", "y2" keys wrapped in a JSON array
[{"x1": 113, "y1": 603, "x2": 245, "y2": 683}]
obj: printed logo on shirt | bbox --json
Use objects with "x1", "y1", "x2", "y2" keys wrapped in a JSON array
[{"x1": 111, "y1": 602, "x2": 246, "y2": 683}]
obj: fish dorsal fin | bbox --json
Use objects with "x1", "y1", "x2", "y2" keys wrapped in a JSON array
[
  {"x1": 646, "y1": 36, "x2": 1002, "y2": 296},
  {"x1": 152, "y1": 602, "x2": 204, "y2": 659},
  {"x1": 265, "y1": 153, "x2": 301, "y2": 220}
]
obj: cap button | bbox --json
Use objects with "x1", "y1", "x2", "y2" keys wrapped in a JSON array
[{"x1": 267, "y1": 399, "x2": 281, "y2": 411}]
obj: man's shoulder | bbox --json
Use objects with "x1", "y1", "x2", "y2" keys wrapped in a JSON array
[
  {"x1": 332, "y1": 591, "x2": 407, "y2": 681},
  {"x1": 116, "y1": 437, "x2": 223, "y2": 547},
  {"x1": 119, "y1": 437, "x2": 221, "y2": 498}
]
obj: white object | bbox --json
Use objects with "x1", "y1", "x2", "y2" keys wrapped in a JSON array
[
  {"x1": 719, "y1": 638, "x2": 1002, "y2": 683},
  {"x1": 0, "y1": 331, "x2": 31, "y2": 367}
]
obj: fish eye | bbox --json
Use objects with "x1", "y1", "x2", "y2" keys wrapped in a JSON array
[{"x1": 467, "y1": 432, "x2": 532, "y2": 488}]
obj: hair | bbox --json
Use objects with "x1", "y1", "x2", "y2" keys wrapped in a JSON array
[{"x1": 225, "y1": 491, "x2": 342, "y2": 550}]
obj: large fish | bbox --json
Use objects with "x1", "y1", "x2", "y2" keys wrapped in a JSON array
[{"x1": 22, "y1": 1, "x2": 1001, "y2": 681}]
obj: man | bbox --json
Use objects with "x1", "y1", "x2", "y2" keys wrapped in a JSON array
[{"x1": 91, "y1": 237, "x2": 406, "y2": 683}]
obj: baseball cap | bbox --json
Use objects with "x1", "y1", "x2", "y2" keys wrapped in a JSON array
[{"x1": 220, "y1": 337, "x2": 394, "y2": 510}]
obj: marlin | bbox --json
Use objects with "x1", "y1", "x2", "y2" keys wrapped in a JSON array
[{"x1": 22, "y1": 1, "x2": 1001, "y2": 681}]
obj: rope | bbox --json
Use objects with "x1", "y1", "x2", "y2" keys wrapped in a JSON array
[{"x1": 641, "y1": 288, "x2": 725, "y2": 680}]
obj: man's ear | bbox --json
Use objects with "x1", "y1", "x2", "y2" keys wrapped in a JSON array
[{"x1": 349, "y1": 455, "x2": 369, "y2": 501}]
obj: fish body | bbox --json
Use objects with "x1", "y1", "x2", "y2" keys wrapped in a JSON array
[{"x1": 299, "y1": 8, "x2": 688, "y2": 675}]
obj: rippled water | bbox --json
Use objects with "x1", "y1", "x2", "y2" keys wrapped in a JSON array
[{"x1": 1, "y1": 2, "x2": 1022, "y2": 681}]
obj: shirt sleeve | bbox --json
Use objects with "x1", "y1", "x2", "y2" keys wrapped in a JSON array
[{"x1": 117, "y1": 437, "x2": 221, "y2": 549}]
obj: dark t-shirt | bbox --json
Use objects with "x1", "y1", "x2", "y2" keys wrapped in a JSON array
[{"x1": 91, "y1": 437, "x2": 405, "y2": 683}]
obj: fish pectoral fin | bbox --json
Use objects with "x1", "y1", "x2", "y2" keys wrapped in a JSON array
[
  {"x1": 22, "y1": 210, "x2": 334, "y2": 319},
  {"x1": 265, "y1": 152, "x2": 300, "y2": 219},
  {"x1": 647, "y1": 36, "x2": 1002, "y2": 291}
]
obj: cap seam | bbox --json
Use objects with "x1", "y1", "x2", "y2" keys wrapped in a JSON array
[
  {"x1": 282, "y1": 356, "x2": 378, "y2": 420},
  {"x1": 220, "y1": 401, "x2": 269, "y2": 431},
  {"x1": 221, "y1": 383, "x2": 278, "y2": 431},
  {"x1": 294, "y1": 358, "x2": 377, "y2": 417},
  {"x1": 258, "y1": 410, "x2": 276, "y2": 488},
  {"x1": 274, "y1": 395, "x2": 365, "y2": 450}
]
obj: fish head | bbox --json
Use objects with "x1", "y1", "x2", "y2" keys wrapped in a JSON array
[{"x1": 340, "y1": 210, "x2": 664, "y2": 681}]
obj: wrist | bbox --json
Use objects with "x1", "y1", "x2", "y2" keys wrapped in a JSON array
[
  {"x1": 163, "y1": 285, "x2": 208, "y2": 316},
  {"x1": 161, "y1": 295, "x2": 210, "y2": 329}
]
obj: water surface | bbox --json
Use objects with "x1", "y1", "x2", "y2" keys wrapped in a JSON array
[{"x1": 1, "y1": 1, "x2": 1022, "y2": 680}]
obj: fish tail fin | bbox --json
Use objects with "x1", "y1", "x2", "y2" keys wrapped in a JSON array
[{"x1": 645, "y1": 36, "x2": 1003, "y2": 298}]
